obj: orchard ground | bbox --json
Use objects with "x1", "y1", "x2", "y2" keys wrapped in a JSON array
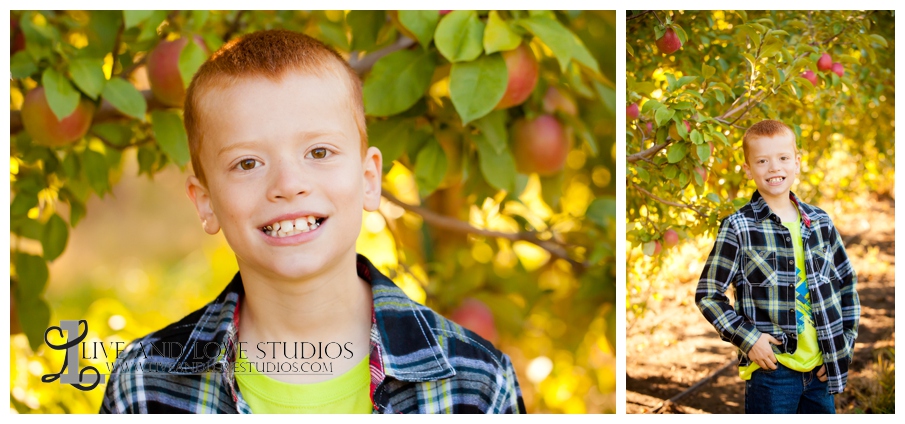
[{"x1": 626, "y1": 193, "x2": 894, "y2": 414}]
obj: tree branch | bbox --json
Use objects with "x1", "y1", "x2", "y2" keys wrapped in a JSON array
[
  {"x1": 652, "y1": 11, "x2": 664, "y2": 26},
  {"x1": 626, "y1": 11, "x2": 654, "y2": 21},
  {"x1": 627, "y1": 142, "x2": 670, "y2": 163},
  {"x1": 629, "y1": 182, "x2": 706, "y2": 217},
  {"x1": 349, "y1": 35, "x2": 416, "y2": 75},
  {"x1": 222, "y1": 10, "x2": 247, "y2": 42},
  {"x1": 380, "y1": 191, "x2": 587, "y2": 271}
]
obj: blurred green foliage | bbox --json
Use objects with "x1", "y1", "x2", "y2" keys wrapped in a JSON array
[{"x1": 10, "y1": 10, "x2": 616, "y2": 413}]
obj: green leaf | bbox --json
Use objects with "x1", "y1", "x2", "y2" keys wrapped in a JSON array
[
  {"x1": 593, "y1": 81, "x2": 616, "y2": 116},
  {"x1": 484, "y1": 10, "x2": 522, "y2": 54},
  {"x1": 640, "y1": 99, "x2": 664, "y2": 113},
  {"x1": 654, "y1": 107, "x2": 674, "y2": 127},
  {"x1": 696, "y1": 143, "x2": 711, "y2": 162},
  {"x1": 91, "y1": 122, "x2": 133, "y2": 146},
  {"x1": 398, "y1": 10, "x2": 440, "y2": 50},
  {"x1": 702, "y1": 63, "x2": 716, "y2": 79},
  {"x1": 667, "y1": 142, "x2": 688, "y2": 163},
  {"x1": 151, "y1": 110, "x2": 190, "y2": 166},
  {"x1": 41, "y1": 214, "x2": 69, "y2": 262},
  {"x1": 363, "y1": 49, "x2": 437, "y2": 117},
  {"x1": 693, "y1": 168, "x2": 704, "y2": 186},
  {"x1": 434, "y1": 10, "x2": 485, "y2": 62},
  {"x1": 690, "y1": 129, "x2": 703, "y2": 144},
  {"x1": 516, "y1": 16, "x2": 573, "y2": 71},
  {"x1": 17, "y1": 297, "x2": 51, "y2": 352},
  {"x1": 626, "y1": 42, "x2": 635, "y2": 57},
  {"x1": 123, "y1": 10, "x2": 153, "y2": 28},
  {"x1": 473, "y1": 133, "x2": 516, "y2": 192},
  {"x1": 642, "y1": 241, "x2": 657, "y2": 256},
  {"x1": 137, "y1": 145, "x2": 157, "y2": 175},
  {"x1": 636, "y1": 167, "x2": 650, "y2": 183},
  {"x1": 69, "y1": 198, "x2": 86, "y2": 227},
  {"x1": 472, "y1": 110, "x2": 508, "y2": 154},
  {"x1": 14, "y1": 253, "x2": 48, "y2": 301},
  {"x1": 672, "y1": 101, "x2": 694, "y2": 110},
  {"x1": 413, "y1": 138, "x2": 447, "y2": 197},
  {"x1": 672, "y1": 24, "x2": 688, "y2": 44},
  {"x1": 347, "y1": 11, "x2": 385, "y2": 52},
  {"x1": 318, "y1": 19, "x2": 350, "y2": 52},
  {"x1": 42, "y1": 68, "x2": 80, "y2": 121},
  {"x1": 570, "y1": 35, "x2": 600, "y2": 73},
  {"x1": 449, "y1": 53, "x2": 508, "y2": 125},
  {"x1": 82, "y1": 149, "x2": 110, "y2": 196},
  {"x1": 586, "y1": 197, "x2": 616, "y2": 229},
  {"x1": 663, "y1": 164, "x2": 679, "y2": 179},
  {"x1": 102, "y1": 78, "x2": 146, "y2": 120},
  {"x1": 11, "y1": 51, "x2": 38, "y2": 79},
  {"x1": 10, "y1": 193, "x2": 38, "y2": 217},
  {"x1": 869, "y1": 34, "x2": 888, "y2": 48},
  {"x1": 69, "y1": 58, "x2": 106, "y2": 100},
  {"x1": 675, "y1": 76, "x2": 698, "y2": 90},
  {"x1": 368, "y1": 118, "x2": 415, "y2": 165},
  {"x1": 178, "y1": 39, "x2": 207, "y2": 90}
]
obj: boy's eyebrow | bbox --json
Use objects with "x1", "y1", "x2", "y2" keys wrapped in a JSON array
[{"x1": 217, "y1": 131, "x2": 345, "y2": 157}]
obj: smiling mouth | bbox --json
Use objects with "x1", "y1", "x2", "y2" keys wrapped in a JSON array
[
  {"x1": 261, "y1": 217, "x2": 326, "y2": 237},
  {"x1": 767, "y1": 177, "x2": 785, "y2": 184}
]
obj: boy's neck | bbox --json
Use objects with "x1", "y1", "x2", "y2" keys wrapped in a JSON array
[
  {"x1": 235, "y1": 249, "x2": 373, "y2": 369},
  {"x1": 760, "y1": 190, "x2": 798, "y2": 223}
]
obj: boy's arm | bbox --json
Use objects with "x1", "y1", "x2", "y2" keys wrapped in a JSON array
[
  {"x1": 695, "y1": 218, "x2": 761, "y2": 354},
  {"x1": 829, "y1": 220, "x2": 860, "y2": 363},
  {"x1": 498, "y1": 353, "x2": 527, "y2": 413}
]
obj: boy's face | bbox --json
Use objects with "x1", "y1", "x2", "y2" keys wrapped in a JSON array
[
  {"x1": 186, "y1": 71, "x2": 382, "y2": 282},
  {"x1": 743, "y1": 130, "x2": 800, "y2": 200}
]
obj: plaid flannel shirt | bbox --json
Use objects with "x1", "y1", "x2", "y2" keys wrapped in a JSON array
[
  {"x1": 100, "y1": 254, "x2": 526, "y2": 413},
  {"x1": 696, "y1": 190, "x2": 859, "y2": 394}
]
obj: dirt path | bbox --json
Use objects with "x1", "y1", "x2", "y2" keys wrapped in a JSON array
[{"x1": 626, "y1": 195, "x2": 895, "y2": 414}]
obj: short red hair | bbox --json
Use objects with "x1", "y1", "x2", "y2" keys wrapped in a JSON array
[
  {"x1": 742, "y1": 119, "x2": 797, "y2": 162},
  {"x1": 183, "y1": 30, "x2": 367, "y2": 185}
]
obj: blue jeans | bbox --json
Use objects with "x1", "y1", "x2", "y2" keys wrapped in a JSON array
[{"x1": 745, "y1": 362, "x2": 835, "y2": 414}]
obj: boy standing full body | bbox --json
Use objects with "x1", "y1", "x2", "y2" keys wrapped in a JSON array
[
  {"x1": 696, "y1": 120, "x2": 859, "y2": 414},
  {"x1": 101, "y1": 30, "x2": 525, "y2": 414}
]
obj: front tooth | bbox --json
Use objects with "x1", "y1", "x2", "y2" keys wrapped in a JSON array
[
  {"x1": 294, "y1": 218, "x2": 307, "y2": 230},
  {"x1": 280, "y1": 220, "x2": 294, "y2": 231},
  {"x1": 307, "y1": 216, "x2": 316, "y2": 225}
]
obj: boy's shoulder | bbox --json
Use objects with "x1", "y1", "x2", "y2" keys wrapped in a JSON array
[{"x1": 724, "y1": 190, "x2": 833, "y2": 228}]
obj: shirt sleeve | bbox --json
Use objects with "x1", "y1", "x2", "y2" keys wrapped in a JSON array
[
  {"x1": 695, "y1": 217, "x2": 761, "y2": 354},
  {"x1": 828, "y1": 219, "x2": 860, "y2": 363},
  {"x1": 498, "y1": 353, "x2": 527, "y2": 413}
]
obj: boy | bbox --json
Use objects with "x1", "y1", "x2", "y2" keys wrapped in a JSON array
[
  {"x1": 100, "y1": 30, "x2": 525, "y2": 414},
  {"x1": 696, "y1": 120, "x2": 859, "y2": 414}
]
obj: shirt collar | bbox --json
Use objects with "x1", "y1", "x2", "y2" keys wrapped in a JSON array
[
  {"x1": 747, "y1": 190, "x2": 814, "y2": 227},
  {"x1": 167, "y1": 254, "x2": 455, "y2": 384}
]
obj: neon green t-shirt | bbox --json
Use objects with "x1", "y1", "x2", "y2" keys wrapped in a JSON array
[
  {"x1": 740, "y1": 207, "x2": 823, "y2": 379},
  {"x1": 235, "y1": 352, "x2": 372, "y2": 414}
]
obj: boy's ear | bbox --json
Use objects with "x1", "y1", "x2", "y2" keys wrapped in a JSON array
[
  {"x1": 362, "y1": 146, "x2": 383, "y2": 212},
  {"x1": 742, "y1": 162, "x2": 752, "y2": 179},
  {"x1": 186, "y1": 176, "x2": 221, "y2": 235}
]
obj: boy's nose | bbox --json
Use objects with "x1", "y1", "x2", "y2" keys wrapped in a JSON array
[{"x1": 266, "y1": 158, "x2": 312, "y2": 200}]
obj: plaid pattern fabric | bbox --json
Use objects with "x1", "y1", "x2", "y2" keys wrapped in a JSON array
[
  {"x1": 696, "y1": 191, "x2": 860, "y2": 394},
  {"x1": 100, "y1": 254, "x2": 526, "y2": 413}
]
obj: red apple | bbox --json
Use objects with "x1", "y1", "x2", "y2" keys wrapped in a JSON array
[
  {"x1": 21, "y1": 87, "x2": 96, "y2": 147},
  {"x1": 449, "y1": 298, "x2": 497, "y2": 343},
  {"x1": 817, "y1": 52, "x2": 832, "y2": 71},
  {"x1": 11, "y1": 18, "x2": 25, "y2": 55},
  {"x1": 669, "y1": 120, "x2": 692, "y2": 140},
  {"x1": 642, "y1": 121, "x2": 654, "y2": 137},
  {"x1": 146, "y1": 36, "x2": 208, "y2": 108},
  {"x1": 694, "y1": 166, "x2": 708, "y2": 183},
  {"x1": 494, "y1": 43, "x2": 539, "y2": 110},
  {"x1": 626, "y1": 103, "x2": 639, "y2": 120},
  {"x1": 663, "y1": 229, "x2": 679, "y2": 248},
  {"x1": 512, "y1": 115, "x2": 570, "y2": 176},
  {"x1": 801, "y1": 70, "x2": 818, "y2": 86},
  {"x1": 656, "y1": 27, "x2": 682, "y2": 55},
  {"x1": 542, "y1": 86, "x2": 578, "y2": 116},
  {"x1": 831, "y1": 62, "x2": 844, "y2": 77}
]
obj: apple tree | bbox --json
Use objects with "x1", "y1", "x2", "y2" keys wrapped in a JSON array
[
  {"x1": 10, "y1": 10, "x2": 616, "y2": 413},
  {"x1": 625, "y1": 10, "x2": 894, "y2": 319}
]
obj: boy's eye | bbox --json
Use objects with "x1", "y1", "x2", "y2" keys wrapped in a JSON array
[
  {"x1": 308, "y1": 148, "x2": 330, "y2": 159},
  {"x1": 237, "y1": 159, "x2": 260, "y2": 170}
]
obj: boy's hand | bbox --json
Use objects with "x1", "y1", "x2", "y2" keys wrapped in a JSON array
[
  {"x1": 816, "y1": 365, "x2": 828, "y2": 382},
  {"x1": 748, "y1": 333, "x2": 782, "y2": 370}
]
